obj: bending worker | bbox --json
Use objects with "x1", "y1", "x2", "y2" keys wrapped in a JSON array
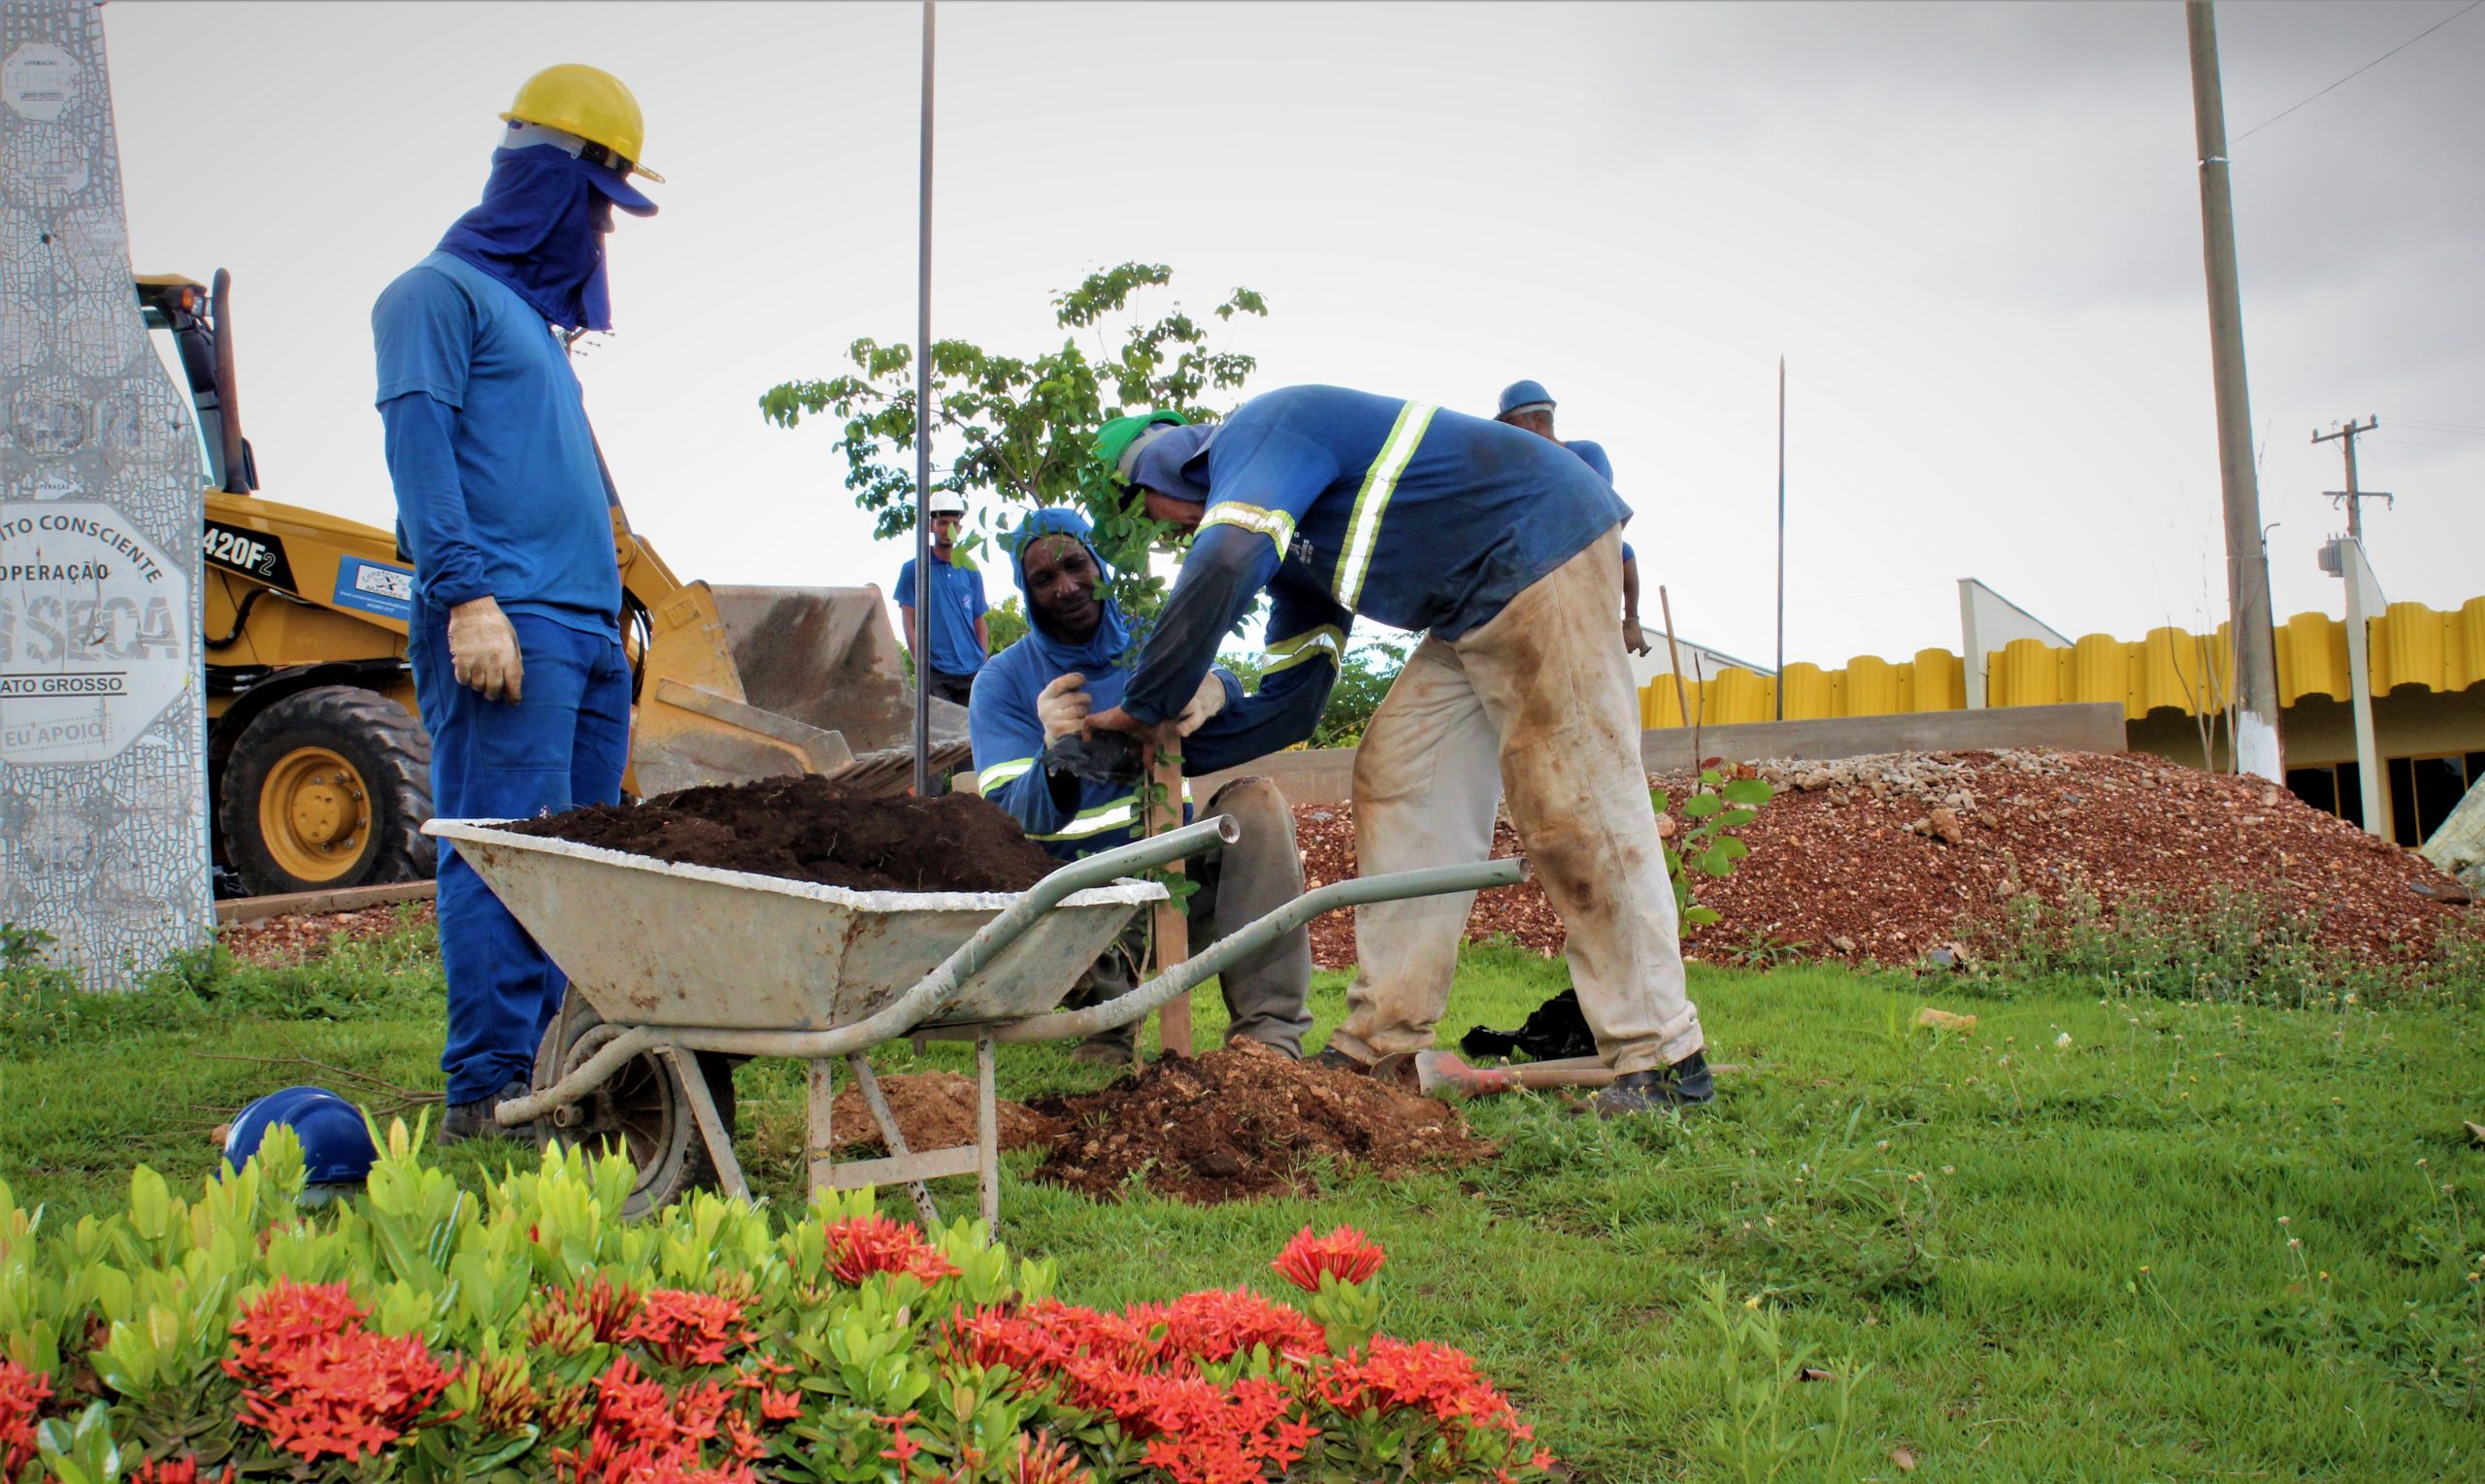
[
  {"x1": 372, "y1": 65, "x2": 660, "y2": 1143},
  {"x1": 897, "y1": 489, "x2": 990, "y2": 706},
  {"x1": 1497, "y1": 379, "x2": 1650, "y2": 656},
  {"x1": 970, "y1": 507, "x2": 1315, "y2": 1063},
  {"x1": 1081, "y1": 387, "x2": 1711, "y2": 1114}
]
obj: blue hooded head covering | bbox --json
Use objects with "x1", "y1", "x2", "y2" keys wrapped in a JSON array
[
  {"x1": 1005, "y1": 507, "x2": 1132, "y2": 673},
  {"x1": 437, "y1": 138, "x2": 655, "y2": 332}
]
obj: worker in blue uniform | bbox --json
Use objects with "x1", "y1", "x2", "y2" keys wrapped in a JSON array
[
  {"x1": 372, "y1": 65, "x2": 660, "y2": 1143},
  {"x1": 1082, "y1": 387, "x2": 1711, "y2": 1114},
  {"x1": 970, "y1": 506, "x2": 1314, "y2": 1062},
  {"x1": 896, "y1": 489, "x2": 989, "y2": 706},
  {"x1": 1497, "y1": 380, "x2": 1650, "y2": 656}
]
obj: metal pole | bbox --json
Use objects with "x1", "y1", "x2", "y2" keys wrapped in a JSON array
[
  {"x1": 911, "y1": 0, "x2": 937, "y2": 796},
  {"x1": 1773, "y1": 355, "x2": 1785, "y2": 718},
  {"x1": 2184, "y1": 0, "x2": 2284, "y2": 781}
]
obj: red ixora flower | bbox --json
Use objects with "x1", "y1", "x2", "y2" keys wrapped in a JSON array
[
  {"x1": 0, "y1": 1358, "x2": 53, "y2": 1478},
  {"x1": 128, "y1": 1458, "x2": 238, "y2": 1484},
  {"x1": 223, "y1": 1280, "x2": 458, "y2": 1465},
  {"x1": 1272, "y1": 1224, "x2": 1387, "y2": 1291},
  {"x1": 822, "y1": 1213, "x2": 958, "y2": 1286},
  {"x1": 620, "y1": 1289, "x2": 757, "y2": 1369}
]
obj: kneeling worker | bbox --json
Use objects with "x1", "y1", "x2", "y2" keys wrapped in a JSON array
[
  {"x1": 969, "y1": 507, "x2": 1319, "y2": 1062},
  {"x1": 1081, "y1": 388, "x2": 1711, "y2": 1114}
]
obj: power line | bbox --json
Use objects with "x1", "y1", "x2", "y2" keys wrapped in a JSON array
[
  {"x1": 2370, "y1": 436, "x2": 2485, "y2": 453},
  {"x1": 2232, "y1": 0, "x2": 2483, "y2": 145}
]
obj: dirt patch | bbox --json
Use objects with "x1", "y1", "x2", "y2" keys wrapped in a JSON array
[
  {"x1": 1294, "y1": 749, "x2": 2481, "y2": 972},
  {"x1": 826, "y1": 1072, "x2": 1061, "y2": 1156},
  {"x1": 219, "y1": 903, "x2": 435, "y2": 967},
  {"x1": 508, "y1": 775, "x2": 1057, "y2": 893},
  {"x1": 1027, "y1": 1039, "x2": 1491, "y2": 1204}
]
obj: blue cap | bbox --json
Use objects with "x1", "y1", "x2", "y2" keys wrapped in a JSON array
[
  {"x1": 223, "y1": 1086, "x2": 377, "y2": 1189},
  {"x1": 1498, "y1": 379, "x2": 1555, "y2": 417}
]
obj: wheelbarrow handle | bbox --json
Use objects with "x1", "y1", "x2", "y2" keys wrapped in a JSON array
[{"x1": 981, "y1": 856, "x2": 1531, "y2": 1045}]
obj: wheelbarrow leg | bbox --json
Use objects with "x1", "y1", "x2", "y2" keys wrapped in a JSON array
[
  {"x1": 977, "y1": 1037, "x2": 1000, "y2": 1235},
  {"x1": 663, "y1": 1046, "x2": 750, "y2": 1203},
  {"x1": 848, "y1": 1054, "x2": 944, "y2": 1231},
  {"x1": 806, "y1": 1061, "x2": 837, "y2": 1200}
]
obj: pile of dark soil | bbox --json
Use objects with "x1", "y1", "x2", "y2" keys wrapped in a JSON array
[
  {"x1": 1294, "y1": 749, "x2": 2481, "y2": 971},
  {"x1": 1027, "y1": 1039, "x2": 1491, "y2": 1204},
  {"x1": 509, "y1": 775, "x2": 1057, "y2": 892},
  {"x1": 824, "y1": 1072, "x2": 1061, "y2": 1156}
]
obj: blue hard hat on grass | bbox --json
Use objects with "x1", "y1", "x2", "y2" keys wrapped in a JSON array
[{"x1": 223, "y1": 1085, "x2": 377, "y2": 1197}]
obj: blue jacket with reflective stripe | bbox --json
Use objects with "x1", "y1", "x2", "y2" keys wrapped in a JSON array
[
  {"x1": 968, "y1": 509, "x2": 1330, "y2": 860},
  {"x1": 1121, "y1": 384, "x2": 1628, "y2": 726}
]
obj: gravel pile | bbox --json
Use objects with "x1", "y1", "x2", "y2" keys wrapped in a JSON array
[{"x1": 1293, "y1": 749, "x2": 2481, "y2": 972}]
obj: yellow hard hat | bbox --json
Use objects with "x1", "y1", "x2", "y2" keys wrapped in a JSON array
[{"x1": 500, "y1": 64, "x2": 662, "y2": 181}]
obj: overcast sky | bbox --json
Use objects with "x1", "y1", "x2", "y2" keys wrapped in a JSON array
[{"x1": 100, "y1": 0, "x2": 2485, "y2": 671}]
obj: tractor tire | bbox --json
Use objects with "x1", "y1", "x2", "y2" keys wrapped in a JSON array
[
  {"x1": 533, "y1": 993, "x2": 738, "y2": 1219},
  {"x1": 218, "y1": 685, "x2": 434, "y2": 898}
]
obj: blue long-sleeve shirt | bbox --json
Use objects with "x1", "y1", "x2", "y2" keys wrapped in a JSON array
[
  {"x1": 1119, "y1": 385, "x2": 1629, "y2": 726},
  {"x1": 371, "y1": 251, "x2": 620, "y2": 628},
  {"x1": 968, "y1": 509, "x2": 1334, "y2": 857}
]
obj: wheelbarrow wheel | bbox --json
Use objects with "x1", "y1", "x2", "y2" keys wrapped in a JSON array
[{"x1": 533, "y1": 998, "x2": 737, "y2": 1219}]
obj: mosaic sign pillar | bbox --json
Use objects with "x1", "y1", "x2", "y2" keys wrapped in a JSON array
[{"x1": 0, "y1": 0, "x2": 212, "y2": 987}]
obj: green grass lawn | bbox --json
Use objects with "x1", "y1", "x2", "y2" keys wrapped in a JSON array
[{"x1": 4, "y1": 917, "x2": 2482, "y2": 1481}]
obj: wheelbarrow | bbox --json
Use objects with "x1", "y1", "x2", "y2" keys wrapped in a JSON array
[{"x1": 422, "y1": 813, "x2": 1523, "y2": 1227}]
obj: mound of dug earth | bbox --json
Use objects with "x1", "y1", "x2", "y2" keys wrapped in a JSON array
[
  {"x1": 1028, "y1": 1039, "x2": 1491, "y2": 1204},
  {"x1": 509, "y1": 775, "x2": 1056, "y2": 893},
  {"x1": 1295, "y1": 749, "x2": 2480, "y2": 971},
  {"x1": 824, "y1": 1072, "x2": 1062, "y2": 1156}
]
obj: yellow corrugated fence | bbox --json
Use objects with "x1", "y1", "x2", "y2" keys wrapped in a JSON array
[{"x1": 1639, "y1": 596, "x2": 2485, "y2": 725}]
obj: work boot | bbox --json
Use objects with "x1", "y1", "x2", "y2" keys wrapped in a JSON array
[
  {"x1": 1068, "y1": 1038, "x2": 1138, "y2": 1068},
  {"x1": 438, "y1": 1077, "x2": 536, "y2": 1147},
  {"x1": 1590, "y1": 1051, "x2": 1715, "y2": 1118},
  {"x1": 1309, "y1": 1046, "x2": 1371, "y2": 1076}
]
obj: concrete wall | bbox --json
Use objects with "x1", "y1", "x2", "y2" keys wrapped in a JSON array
[{"x1": 1192, "y1": 702, "x2": 2128, "y2": 808}]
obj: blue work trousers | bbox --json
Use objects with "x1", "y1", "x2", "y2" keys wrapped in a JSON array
[{"x1": 410, "y1": 601, "x2": 632, "y2": 1105}]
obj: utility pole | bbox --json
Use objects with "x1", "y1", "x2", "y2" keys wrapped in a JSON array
[
  {"x1": 2313, "y1": 415, "x2": 2391, "y2": 836},
  {"x1": 2184, "y1": 0, "x2": 2284, "y2": 781},
  {"x1": 2312, "y1": 416, "x2": 2391, "y2": 539},
  {"x1": 1773, "y1": 355, "x2": 1786, "y2": 718},
  {"x1": 910, "y1": 0, "x2": 937, "y2": 797}
]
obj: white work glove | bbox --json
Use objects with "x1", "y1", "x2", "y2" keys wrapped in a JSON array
[
  {"x1": 1622, "y1": 616, "x2": 1652, "y2": 657},
  {"x1": 1174, "y1": 671, "x2": 1230, "y2": 738},
  {"x1": 447, "y1": 596, "x2": 524, "y2": 703},
  {"x1": 1037, "y1": 672, "x2": 1091, "y2": 745}
]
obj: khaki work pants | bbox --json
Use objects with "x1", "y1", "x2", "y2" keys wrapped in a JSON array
[
  {"x1": 1332, "y1": 529, "x2": 1700, "y2": 1075},
  {"x1": 1075, "y1": 776, "x2": 1315, "y2": 1057}
]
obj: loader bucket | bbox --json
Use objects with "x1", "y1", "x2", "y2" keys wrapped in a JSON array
[{"x1": 626, "y1": 581, "x2": 970, "y2": 800}]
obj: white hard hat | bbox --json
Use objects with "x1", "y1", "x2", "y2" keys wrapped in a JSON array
[{"x1": 926, "y1": 491, "x2": 967, "y2": 518}]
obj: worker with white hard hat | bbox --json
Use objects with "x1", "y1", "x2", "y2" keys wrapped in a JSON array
[
  {"x1": 897, "y1": 489, "x2": 991, "y2": 707},
  {"x1": 1080, "y1": 387, "x2": 1712, "y2": 1115},
  {"x1": 1497, "y1": 380, "x2": 1650, "y2": 657},
  {"x1": 371, "y1": 64, "x2": 679, "y2": 1144}
]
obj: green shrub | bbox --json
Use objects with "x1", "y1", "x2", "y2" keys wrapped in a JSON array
[{"x1": 0, "y1": 1125, "x2": 1552, "y2": 1483}]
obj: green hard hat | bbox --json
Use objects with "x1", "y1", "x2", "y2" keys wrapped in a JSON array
[{"x1": 1089, "y1": 410, "x2": 1188, "y2": 486}]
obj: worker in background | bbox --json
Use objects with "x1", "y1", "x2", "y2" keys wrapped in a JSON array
[
  {"x1": 897, "y1": 490, "x2": 990, "y2": 706},
  {"x1": 1080, "y1": 389, "x2": 1711, "y2": 1114},
  {"x1": 1497, "y1": 380, "x2": 1650, "y2": 656},
  {"x1": 372, "y1": 65, "x2": 659, "y2": 1144},
  {"x1": 971, "y1": 506, "x2": 1314, "y2": 1063}
]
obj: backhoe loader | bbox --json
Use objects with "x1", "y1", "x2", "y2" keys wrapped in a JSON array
[{"x1": 143, "y1": 271, "x2": 966, "y2": 898}]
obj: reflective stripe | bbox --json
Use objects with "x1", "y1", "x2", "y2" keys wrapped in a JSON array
[
  {"x1": 1029, "y1": 779, "x2": 1197, "y2": 843},
  {"x1": 1034, "y1": 799, "x2": 1137, "y2": 841},
  {"x1": 1335, "y1": 401, "x2": 1436, "y2": 610},
  {"x1": 1199, "y1": 501, "x2": 1295, "y2": 562},
  {"x1": 977, "y1": 758, "x2": 1034, "y2": 795},
  {"x1": 1263, "y1": 623, "x2": 1345, "y2": 676}
]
